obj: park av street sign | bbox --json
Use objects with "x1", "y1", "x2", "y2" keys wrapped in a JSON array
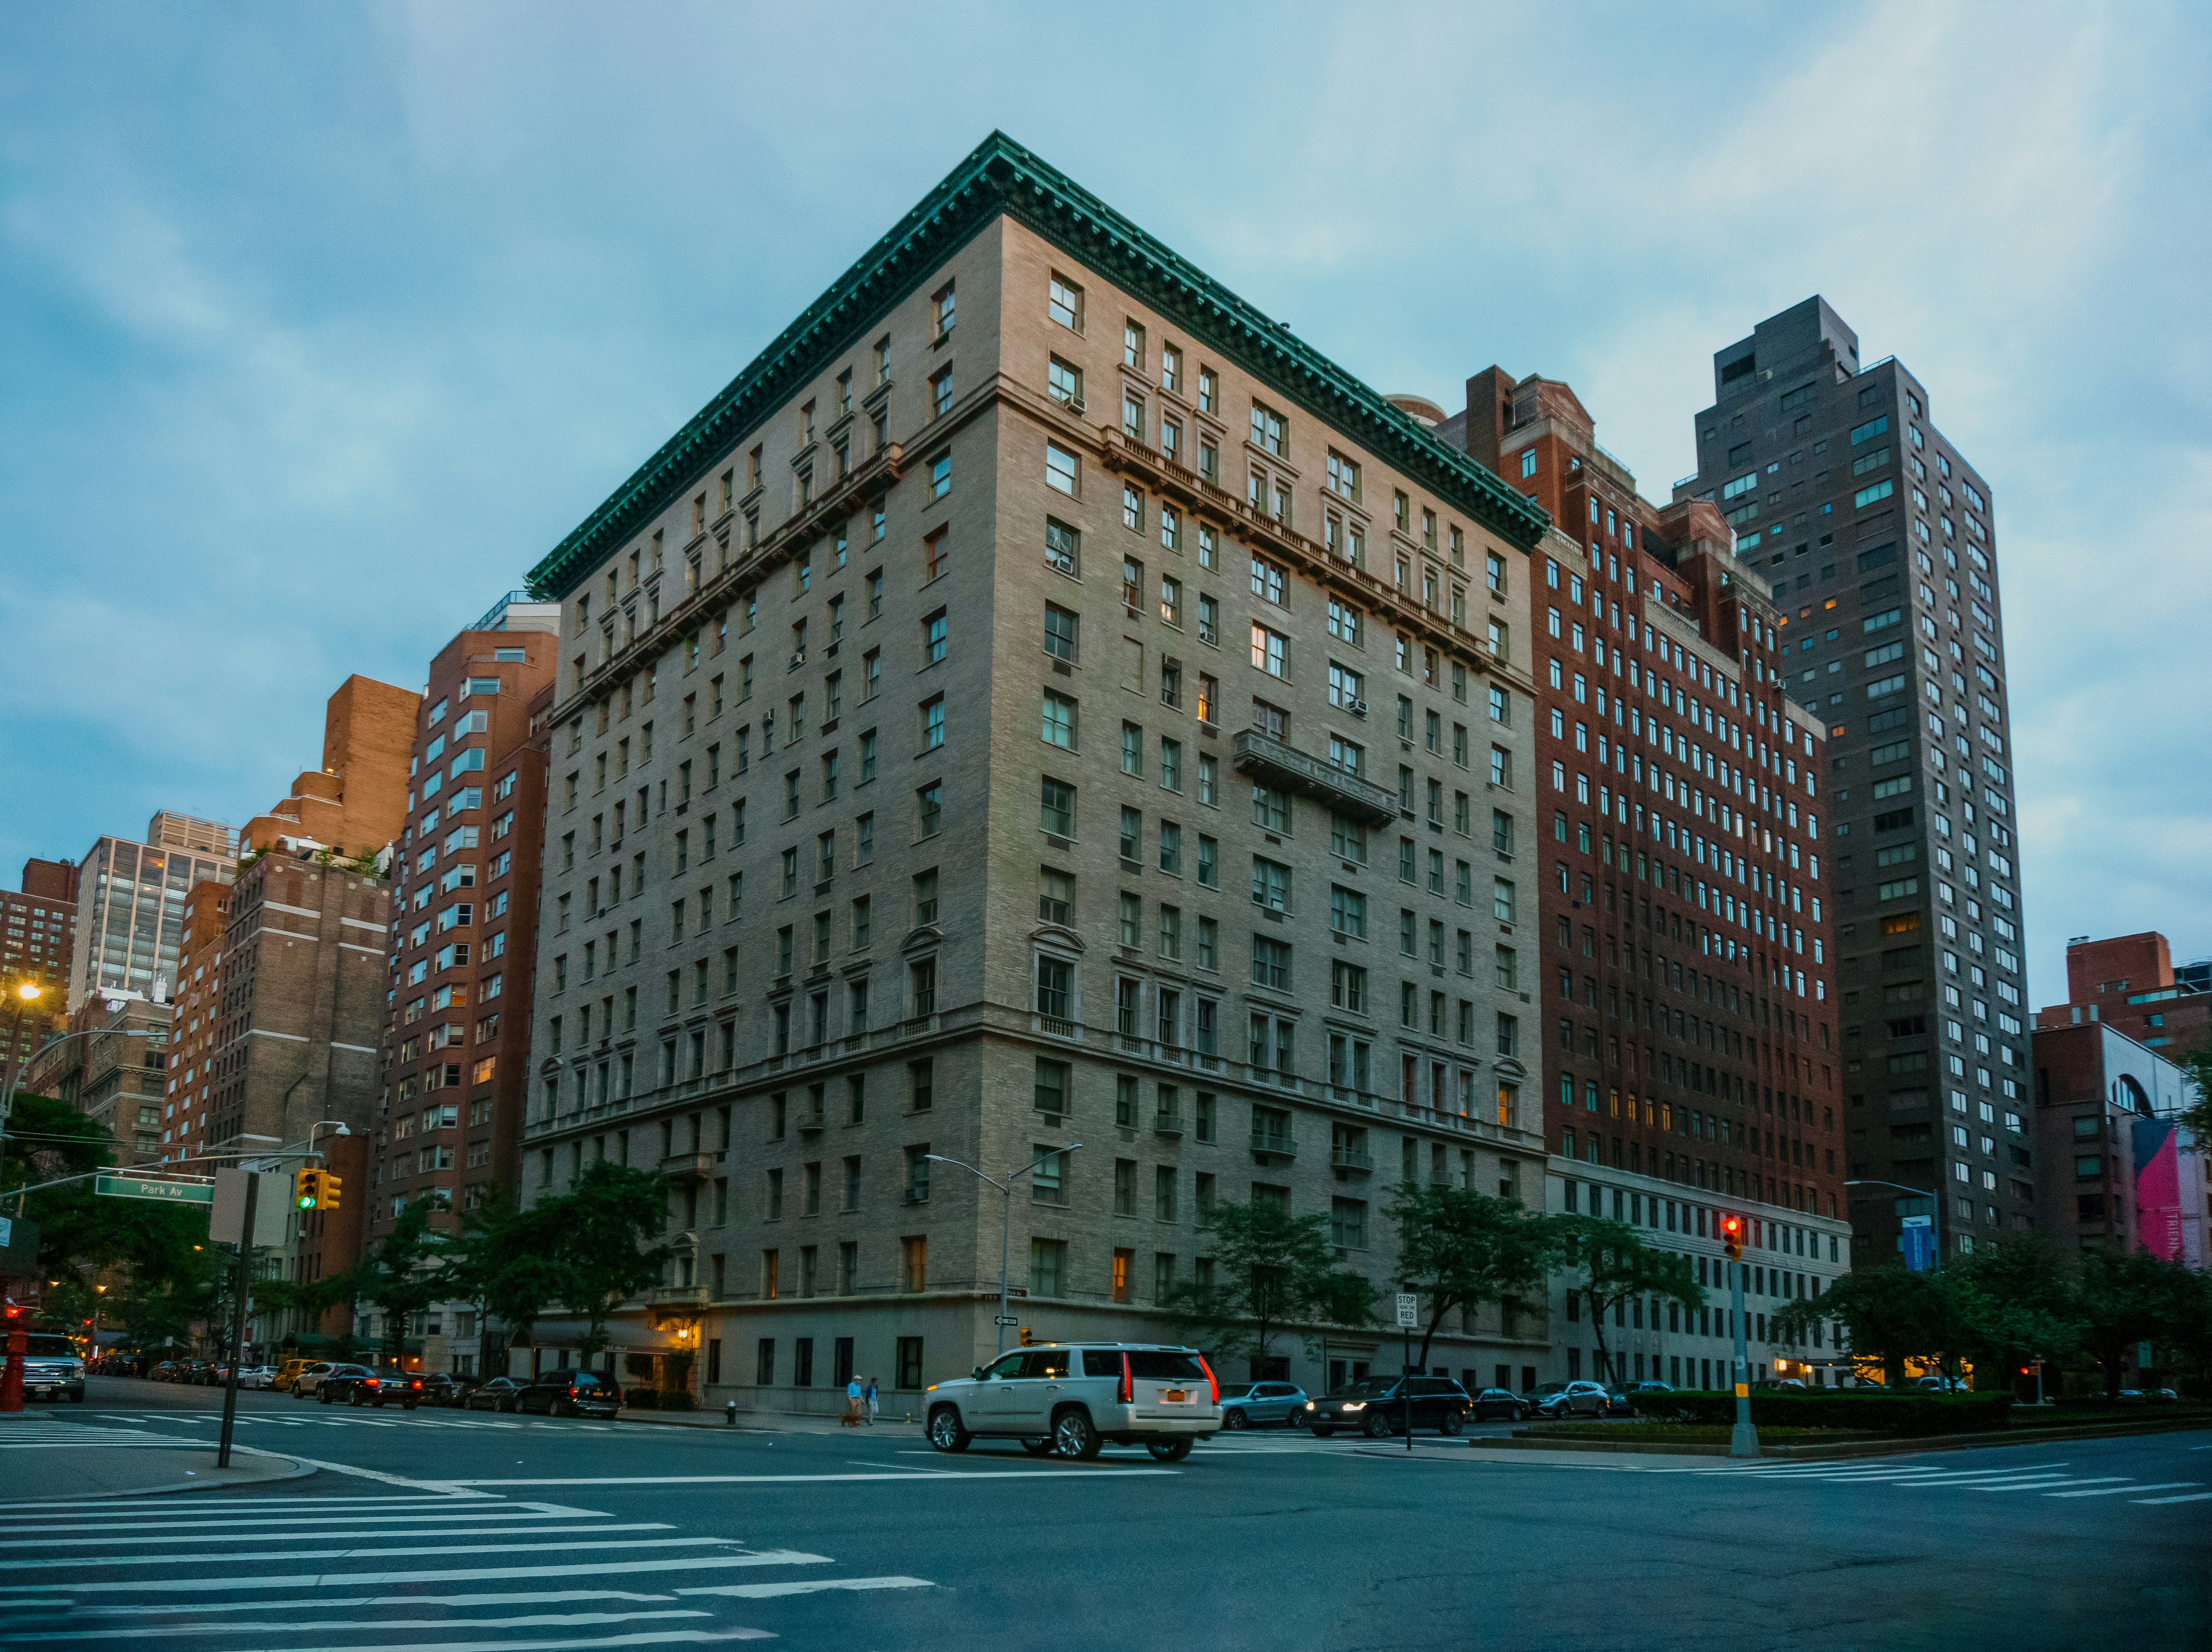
[{"x1": 93, "y1": 1175, "x2": 214, "y2": 1205}]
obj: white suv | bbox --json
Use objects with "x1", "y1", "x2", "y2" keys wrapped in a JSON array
[{"x1": 925, "y1": 1342, "x2": 1221, "y2": 1461}]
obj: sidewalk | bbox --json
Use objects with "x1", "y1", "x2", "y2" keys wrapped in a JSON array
[
  {"x1": 0, "y1": 1413, "x2": 313, "y2": 1501},
  {"x1": 621, "y1": 1405, "x2": 925, "y2": 1437}
]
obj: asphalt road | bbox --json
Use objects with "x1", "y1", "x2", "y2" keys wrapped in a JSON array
[{"x1": 0, "y1": 1378, "x2": 2206, "y2": 1651}]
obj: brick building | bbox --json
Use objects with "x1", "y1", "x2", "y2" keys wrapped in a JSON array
[
  {"x1": 241, "y1": 675, "x2": 423, "y2": 857},
  {"x1": 156, "y1": 880, "x2": 229, "y2": 1167},
  {"x1": 2032, "y1": 1022, "x2": 2206, "y2": 1272},
  {"x1": 22, "y1": 858, "x2": 80, "y2": 903},
  {"x1": 364, "y1": 597, "x2": 558, "y2": 1372},
  {"x1": 3, "y1": 864, "x2": 79, "y2": 1085},
  {"x1": 201, "y1": 850, "x2": 390, "y2": 1158},
  {"x1": 1444, "y1": 368, "x2": 1847, "y2": 1388},
  {"x1": 2035, "y1": 931, "x2": 2211, "y2": 1059},
  {"x1": 512, "y1": 133, "x2": 1549, "y2": 1406},
  {"x1": 1673, "y1": 298, "x2": 2031, "y2": 1264}
]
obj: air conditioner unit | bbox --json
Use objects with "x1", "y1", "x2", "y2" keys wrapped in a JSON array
[
  {"x1": 790, "y1": 651, "x2": 806, "y2": 668},
  {"x1": 1349, "y1": 699, "x2": 1369, "y2": 718},
  {"x1": 1069, "y1": 396, "x2": 1085, "y2": 416},
  {"x1": 902, "y1": 1188, "x2": 926, "y2": 1205}
]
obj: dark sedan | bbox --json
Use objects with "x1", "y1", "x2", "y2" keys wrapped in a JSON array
[
  {"x1": 1468, "y1": 1386, "x2": 1530, "y2": 1422},
  {"x1": 313, "y1": 1364, "x2": 381, "y2": 1404},
  {"x1": 514, "y1": 1369, "x2": 622, "y2": 1419},
  {"x1": 1305, "y1": 1377, "x2": 1473, "y2": 1438},
  {"x1": 417, "y1": 1374, "x2": 468, "y2": 1407},
  {"x1": 464, "y1": 1377, "x2": 524, "y2": 1413}
]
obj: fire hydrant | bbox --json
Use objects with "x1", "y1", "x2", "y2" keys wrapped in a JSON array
[{"x1": 725, "y1": 1399, "x2": 737, "y2": 1426}]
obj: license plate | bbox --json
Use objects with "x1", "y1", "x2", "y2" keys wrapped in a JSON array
[{"x1": 1160, "y1": 1388, "x2": 1190, "y2": 1403}]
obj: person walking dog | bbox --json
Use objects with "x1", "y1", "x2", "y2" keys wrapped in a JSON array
[
  {"x1": 842, "y1": 1373, "x2": 864, "y2": 1427},
  {"x1": 864, "y1": 1375, "x2": 880, "y2": 1426}
]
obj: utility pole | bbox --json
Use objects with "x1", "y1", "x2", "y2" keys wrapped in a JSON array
[{"x1": 216, "y1": 1173, "x2": 258, "y2": 1469}]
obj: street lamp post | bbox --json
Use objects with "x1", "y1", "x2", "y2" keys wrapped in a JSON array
[
  {"x1": 1845, "y1": 1177, "x2": 1941, "y2": 1270},
  {"x1": 0, "y1": 982, "x2": 46, "y2": 1150},
  {"x1": 924, "y1": 1145, "x2": 1083, "y2": 1357}
]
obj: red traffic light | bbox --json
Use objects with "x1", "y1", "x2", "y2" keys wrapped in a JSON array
[{"x1": 1721, "y1": 1214, "x2": 1743, "y2": 1261}]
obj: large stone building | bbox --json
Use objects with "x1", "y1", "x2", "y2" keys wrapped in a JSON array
[
  {"x1": 2031, "y1": 1021, "x2": 2205, "y2": 1271},
  {"x1": 1445, "y1": 368, "x2": 1847, "y2": 1388},
  {"x1": 513, "y1": 133, "x2": 1549, "y2": 1406},
  {"x1": 240, "y1": 674, "x2": 422, "y2": 857},
  {"x1": 1674, "y1": 298, "x2": 2031, "y2": 1264}
]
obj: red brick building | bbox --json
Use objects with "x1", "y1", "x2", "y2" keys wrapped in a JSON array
[
  {"x1": 2, "y1": 863, "x2": 78, "y2": 1086},
  {"x1": 158, "y1": 880, "x2": 229, "y2": 1167},
  {"x1": 2036, "y1": 931, "x2": 2211, "y2": 1060}
]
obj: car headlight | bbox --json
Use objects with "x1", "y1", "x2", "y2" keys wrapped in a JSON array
[
  {"x1": 1340, "y1": 1401, "x2": 1366, "y2": 1412},
  {"x1": 1302, "y1": 1401, "x2": 1314, "y2": 1410}
]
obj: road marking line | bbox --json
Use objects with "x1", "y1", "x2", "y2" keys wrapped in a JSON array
[
  {"x1": 15, "y1": 1608, "x2": 717, "y2": 1641},
  {"x1": 434, "y1": 1470, "x2": 1177, "y2": 1487},
  {"x1": 0, "y1": 1509, "x2": 590, "y2": 1532},
  {"x1": 52, "y1": 1590, "x2": 689, "y2": 1617},
  {"x1": 1962, "y1": 1477, "x2": 2120, "y2": 1492},
  {"x1": 215, "y1": 1631, "x2": 774, "y2": 1649},
  {"x1": 2133, "y1": 1491, "x2": 2212, "y2": 1504},
  {"x1": 2048, "y1": 1482, "x2": 2201, "y2": 1498},
  {"x1": 677, "y1": 1576, "x2": 933, "y2": 1599},
  {"x1": 1, "y1": 1551, "x2": 827, "y2": 1596},
  {"x1": 0, "y1": 1523, "x2": 659, "y2": 1551},
  {"x1": 0, "y1": 1537, "x2": 733, "y2": 1575}
]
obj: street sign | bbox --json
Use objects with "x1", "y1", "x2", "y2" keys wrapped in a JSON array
[
  {"x1": 94, "y1": 1175, "x2": 214, "y2": 1205},
  {"x1": 1394, "y1": 1293, "x2": 1420, "y2": 1329},
  {"x1": 993, "y1": 1316, "x2": 1020, "y2": 1326},
  {"x1": 1900, "y1": 1214, "x2": 1935, "y2": 1271},
  {"x1": 210, "y1": 1170, "x2": 289, "y2": 1246}
]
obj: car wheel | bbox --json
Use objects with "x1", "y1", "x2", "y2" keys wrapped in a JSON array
[
  {"x1": 926, "y1": 1405, "x2": 971, "y2": 1453},
  {"x1": 500, "y1": 1398, "x2": 517, "y2": 1414},
  {"x1": 1222, "y1": 1408, "x2": 1248, "y2": 1431},
  {"x1": 69, "y1": 1392, "x2": 84, "y2": 1404},
  {"x1": 1441, "y1": 1411, "x2": 1465, "y2": 1437},
  {"x1": 1148, "y1": 1438, "x2": 1194, "y2": 1463},
  {"x1": 1311, "y1": 1427, "x2": 1335, "y2": 1438},
  {"x1": 320, "y1": 1388, "x2": 334, "y2": 1404},
  {"x1": 1362, "y1": 1410, "x2": 1392, "y2": 1439},
  {"x1": 1516, "y1": 1406, "x2": 1529, "y2": 1422},
  {"x1": 373, "y1": 1394, "x2": 386, "y2": 1408},
  {"x1": 1021, "y1": 1437, "x2": 1055, "y2": 1457},
  {"x1": 1053, "y1": 1407, "x2": 1101, "y2": 1461},
  {"x1": 403, "y1": 1398, "x2": 419, "y2": 1411}
]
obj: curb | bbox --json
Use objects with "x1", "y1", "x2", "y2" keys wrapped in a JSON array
[
  {"x1": 1472, "y1": 1415, "x2": 2212, "y2": 1460},
  {"x1": 19, "y1": 1449, "x2": 319, "y2": 1503}
]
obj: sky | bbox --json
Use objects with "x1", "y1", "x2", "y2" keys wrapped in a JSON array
[{"x1": 2, "y1": 0, "x2": 2208, "y2": 1011}]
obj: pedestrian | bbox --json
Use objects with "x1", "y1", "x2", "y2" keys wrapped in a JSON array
[
  {"x1": 842, "y1": 1372, "x2": 864, "y2": 1428},
  {"x1": 864, "y1": 1375, "x2": 879, "y2": 1426}
]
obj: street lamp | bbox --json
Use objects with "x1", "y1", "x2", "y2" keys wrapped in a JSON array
[{"x1": 924, "y1": 1145, "x2": 1084, "y2": 1357}]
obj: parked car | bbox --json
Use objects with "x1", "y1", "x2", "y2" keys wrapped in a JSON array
[
  {"x1": 312, "y1": 1364, "x2": 378, "y2": 1404},
  {"x1": 1533, "y1": 1380, "x2": 1613, "y2": 1419},
  {"x1": 1468, "y1": 1387, "x2": 1530, "y2": 1422},
  {"x1": 515, "y1": 1369, "x2": 624, "y2": 1420},
  {"x1": 147, "y1": 1361, "x2": 183, "y2": 1383},
  {"x1": 1909, "y1": 1375, "x2": 1961, "y2": 1392},
  {"x1": 349, "y1": 1372, "x2": 425, "y2": 1409},
  {"x1": 274, "y1": 1358, "x2": 323, "y2": 1394},
  {"x1": 1217, "y1": 1382, "x2": 1308, "y2": 1429},
  {"x1": 1305, "y1": 1377, "x2": 1474, "y2": 1438},
  {"x1": 18, "y1": 1334, "x2": 86, "y2": 1403},
  {"x1": 234, "y1": 1365, "x2": 277, "y2": 1390},
  {"x1": 924, "y1": 1343, "x2": 1221, "y2": 1461},
  {"x1": 464, "y1": 1377, "x2": 524, "y2": 1413},
  {"x1": 288, "y1": 1361, "x2": 337, "y2": 1398},
  {"x1": 416, "y1": 1374, "x2": 468, "y2": 1407}
]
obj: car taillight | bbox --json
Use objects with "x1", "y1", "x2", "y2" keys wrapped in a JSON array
[
  {"x1": 1119, "y1": 1354, "x2": 1132, "y2": 1406},
  {"x1": 1196, "y1": 1354, "x2": 1218, "y2": 1406}
]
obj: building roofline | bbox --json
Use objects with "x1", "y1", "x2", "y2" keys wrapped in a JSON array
[{"x1": 525, "y1": 130, "x2": 1549, "y2": 602}]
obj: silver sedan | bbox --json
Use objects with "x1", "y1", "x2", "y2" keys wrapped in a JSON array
[{"x1": 1216, "y1": 1382, "x2": 1309, "y2": 1429}]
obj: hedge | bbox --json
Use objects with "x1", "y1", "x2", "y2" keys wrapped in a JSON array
[
  {"x1": 622, "y1": 1388, "x2": 696, "y2": 1412},
  {"x1": 1630, "y1": 1390, "x2": 2014, "y2": 1435}
]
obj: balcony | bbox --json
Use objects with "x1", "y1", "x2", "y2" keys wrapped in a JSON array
[
  {"x1": 1231, "y1": 729, "x2": 1397, "y2": 827},
  {"x1": 1153, "y1": 1108, "x2": 1184, "y2": 1137},
  {"x1": 795, "y1": 1106, "x2": 827, "y2": 1133},
  {"x1": 1249, "y1": 1129, "x2": 1298, "y2": 1162},
  {"x1": 649, "y1": 1284, "x2": 709, "y2": 1308},
  {"x1": 1330, "y1": 1146, "x2": 1374, "y2": 1174},
  {"x1": 657, "y1": 1151, "x2": 714, "y2": 1184}
]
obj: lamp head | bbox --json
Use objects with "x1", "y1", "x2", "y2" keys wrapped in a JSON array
[{"x1": 15, "y1": 983, "x2": 40, "y2": 1002}]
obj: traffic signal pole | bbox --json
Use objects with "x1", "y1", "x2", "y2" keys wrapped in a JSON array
[
  {"x1": 1725, "y1": 1216, "x2": 1759, "y2": 1460},
  {"x1": 216, "y1": 1172, "x2": 258, "y2": 1469}
]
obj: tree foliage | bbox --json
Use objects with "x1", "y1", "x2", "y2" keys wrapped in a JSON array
[
  {"x1": 1556, "y1": 1216, "x2": 1705, "y2": 1384},
  {"x1": 1388, "y1": 1186, "x2": 1556, "y2": 1368},
  {"x1": 1160, "y1": 1197, "x2": 1375, "y2": 1379}
]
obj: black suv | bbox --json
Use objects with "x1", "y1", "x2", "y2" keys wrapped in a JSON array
[
  {"x1": 1305, "y1": 1377, "x2": 1474, "y2": 1438},
  {"x1": 515, "y1": 1369, "x2": 622, "y2": 1419}
]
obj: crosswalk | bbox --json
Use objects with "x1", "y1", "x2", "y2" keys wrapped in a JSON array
[
  {"x1": 88, "y1": 1410, "x2": 612, "y2": 1435},
  {"x1": 0, "y1": 1420, "x2": 181, "y2": 1451},
  {"x1": 1712, "y1": 1458, "x2": 2212, "y2": 1504},
  {"x1": 0, "y1": 1489, "x2": 933, "y2": 1648}
]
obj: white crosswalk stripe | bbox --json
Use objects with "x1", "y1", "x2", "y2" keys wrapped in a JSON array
[
  {"x1": 0, "y1": 1487, "x2": 933, "y2": 1649},
  {"x1": 1707, "y1": 1456, "x2": 2205, "y2": 1504}
]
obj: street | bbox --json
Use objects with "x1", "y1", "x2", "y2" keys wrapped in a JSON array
[{"x1": 0, "y1": 1380, "x2": 2204, "y2": 1650}]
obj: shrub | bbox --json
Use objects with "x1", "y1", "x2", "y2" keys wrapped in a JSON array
[{"x1": 1630, "y1": 1390, "x2": 2013, "y2": 1435}]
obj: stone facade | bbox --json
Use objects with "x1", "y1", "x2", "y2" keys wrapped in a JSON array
[
  {"x1": 514, "y1": 136, "x2": 1551, "y2": 1408},
  {"x1": 2032, "y1": 1022, "x2": 2206, "y2": 1270}
]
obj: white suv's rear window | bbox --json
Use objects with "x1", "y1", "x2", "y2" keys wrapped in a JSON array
[{"x1": 1081, "y1": 1349, "x2": 1207, "y2": 1380}]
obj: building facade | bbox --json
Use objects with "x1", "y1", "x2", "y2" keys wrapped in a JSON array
[
  {"x1": 3, "y1": 866, "x2": 79, "y2": 1085},
  {"x1": 200, "y1": 850, "x2": 390, "y2": 1158},
  {"x1": 2035, "y1": 931, "x2": 2211, "y2": 1058},
  {"x1": 513, "y1": 134, "x2": 1550, "y2": 1406},
  {"x1": 367, "y1": 609, "x2": 557, "y2": 1263},
  {"x1": 240, "y1": 675, "x2": 422, "y2": 857},
  {"x1": 63, "y1": 828, "x2": 234, "y2": 1012},
  {"x1": 2032, "y1": 1022, "x2": 2206, "y2": 1271},
  {"x1": 1447, "y1": 367, "x2": 1848, "y2": 1387},
  {"x1": 156, "y1": 880, "x2": 229, "y2": 1166},
  {"x1": 1674, "y1": 298, "x2": 2031, "y2": 1264}
]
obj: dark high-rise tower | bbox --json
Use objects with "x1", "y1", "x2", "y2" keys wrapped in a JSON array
[{"x1": 1677, "y1": 298, "x2": 2030, "y2": 1264}]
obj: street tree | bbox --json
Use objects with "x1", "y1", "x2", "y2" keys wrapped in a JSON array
[
  {"x1": 1946, "y1": 1233, "x2": 2079, "y2": 1387},
  {"x1": 345, "y1": 1197, "x2": 447, "y2": 1370},
  {"x1": 1161, "y1": 1196, "x2": 1375, "y2": 1379},
  {"x1": 2074, "y1": 1246, "x2": 2212, "y2": 1398},
  {"x1": 552, "y1": 1162, "x2": 676, "y2": 1360},
  {"x1": 1387, "y1": 1186, "x2": 1556, "y2": 1370},
  {"x1": 1556, "y1": 1216, "x2": 1703, "y2": 1384},
  {"x1": 1770, "y1": 1263, "x2": 1962, "y2": 1389}
]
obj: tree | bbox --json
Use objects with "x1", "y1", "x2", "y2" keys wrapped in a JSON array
[
  {"x1": 1556, "y1": 1216, "x2": 1704, "y2": 1384},
  {"x1": 1771, "y1": 1262, "x2": 1962, "y2": 1389},
  {"x1": 545, "y1": 1163, "x2": 675, "y2": 1360},
  {"x1": 1388, "y1": 1186, "x2": 1556, "y2": 1370},
  {"x1": 1161, "y1": 1196, "x2": 1375, "y2": 1379},
  {"x1": 1947, "y1": 1233, "x2": 2079, "y2": 1387},
  {"x1": 2176, "y1": 1041, "x2": 2212, "y2": 1138},
  {"x1": 346, "y1": 1198, "x2": 447, "y2": 1369},
  {"x1": 2075, "y1": 1246, "x2": 2211, "y2": 1398},
  {"x1": 446, "y1": 1185, "x2": 573, "y2": 1359}
]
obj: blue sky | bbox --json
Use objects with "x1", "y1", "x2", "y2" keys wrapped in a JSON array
[{"x1": 3, "y1": 1, "x2": 2207, "y2": 1009}]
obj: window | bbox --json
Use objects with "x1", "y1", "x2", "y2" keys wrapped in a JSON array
[
  {"x1": 922, "y1": 610, "x2": 947, "y2": 665},
  {"x1": 1048, "y1": 272, "x2": 1084, "y2": 331},
  {"x1": 1048, "y1": 356, "x2": 1082, "y2": 406},
  {"x1": 920, "y1": 696, "x2": 945, "y2": 749},
  {"x1": 924, "y1": 526, "x2": 950, "y2": 581},
  {"x1": 1330, "y1": 885, "x2": 1367, "y2": 938},
  {"x1": 1252, "y1": 935, "x2": 1291, "y2": 991},
  {"x1": 916, "y1": 783, "x2": 943, "y2": 838},
  {"x1": 1251, "y1": 856, "x2": 1291, "y2": 912},
  {"x1": 1251, "y1": 624, "x2": 1288, "y2": 678},
  {"x1": 1041, "y1": 777, "x2": 1076, "y2": 837},
  {"x1": 1044, "y1": 602, "x2": 1079, "y2": 661},
  {"x1": 1327, "y1": 449, "x2": 1361, "y2": 501},
  {"x1": 1123, "y1": 317, "x2": 1146, "y2": 369},
  {"x1": 1041, "y1": 690, "x2": 1078, "y2": 749},
  {"x1": 1250, "y1": 400, "x2": 1285, "y2": 456},
  {"x1": 1046, "y1": 442, "x2": 1078, "y2": 496}
]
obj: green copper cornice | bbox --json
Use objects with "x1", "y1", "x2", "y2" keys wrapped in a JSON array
[{"x1": 527, "y1": 131, "x2": 1549, "y2": 602}]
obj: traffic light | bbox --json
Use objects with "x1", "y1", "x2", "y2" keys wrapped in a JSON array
[
  {"x1": 293, "y1": 1169, "x2": 322, "y2": 1210},
  {"x1": 1019, "y1": 1326, "x2": 1033, "y2": 1347},
  {"x1": 1721, "y1": 1214, "x2": 1743, "y2": 1261},
  {"x1": 317, "y1": 1173, "x2": 343, "y2": 1212}
]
